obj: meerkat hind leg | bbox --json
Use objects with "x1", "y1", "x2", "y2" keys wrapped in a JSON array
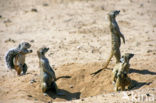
[
  {"x1": 22, "y1": 63, "x2": 27, "y2": 75},
  {"x1": 42, "y1": 73, "x2": 49, "y2": 93},
  {"x1": 14, "y1": 66, "x2": 22, "y2": 76},
  {"x1": 51, "y1": 82, "x2": 65, "y2": 96},
  {"x1": 113, "y1": 48, "x2": 121, "y2": 63}
]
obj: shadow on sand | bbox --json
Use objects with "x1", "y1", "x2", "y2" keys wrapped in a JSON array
[
  {"x1": 130, "y1": 79, "x2": 152, "y2": 90},
  {"x1": 129, "y1": 68, "x2": 156, "y2": 75},
  {"x1": 47, "y1": 89, "x2": 81, "y2": 101}
]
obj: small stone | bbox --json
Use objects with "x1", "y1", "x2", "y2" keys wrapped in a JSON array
[
  {"x1": 128, "y1": 94, "x2": 131, "y2": 96},
  {"x1": 77, "y1": 45, "x2": 82, "y2": 49},
  {"x1": 122, "y1": 9, "x2": 126, "y2": 12},
  {"x1": 27, "y1": 95, "x2": 32, "y2": 97},
  {"x1": 30, "y1": 79, "x2": 36, "y2": 84},
  {"x1": 151, "y1": 88, "x2": 155, "y2": 91},
  {"x1": 136, "y1": 42, "x2": 141, "y2": 46},
  {"x1": 101, "y1": 6, "x2": 105, "y2": 10},
  {"x1": 153, "y1": 24, "x2": 156, "y2": 27},
  {"x1": 31, "y1": 8, "x2": 38, "y2": 12},
  {"x1": 149, "y1": 44, "x2": 153, "y2": 46},
  {"x1": 30, "y1": 40, "x2": 34, "y2": 43},
  {"x1": 34, "y1": 98, "x2": 38, "y2": 101},
  {"x1": 146, "y1": 93, "x2": 150, "y2": 96},
  {"x1": 43, "y1": 3, "x2": 48, "y2": 6},
  {"x1": 140, "y1": 3, "x2": 144, "y2": 7},
  {"x1": 4, "y1": 19, "x2": 11, "y2": 23},
  {"x1": 81, "y1": 99, "x2": 84, "y2": 101},
  {"x1": 4, "y1": 38, "x2": 15, "y2": 43},
  {"x1": 70, "y1": 85, "x2": 73, "y2": 88},
  {"x1": 147, "y1": 50, "x2": 152, "y2": 53}
]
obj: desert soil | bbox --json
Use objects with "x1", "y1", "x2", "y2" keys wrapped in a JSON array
[{"x1": 0, "y1": 0, "x2": 156, "y2": 103}]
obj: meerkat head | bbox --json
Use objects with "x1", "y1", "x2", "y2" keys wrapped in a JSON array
[
  {"x1": 37, "y1": 47, "x2": 49, "y2": 57},
  {"x1": 124, "y1": 53, "x2": 134, "y2": 60},
  {"x1": 18, "y1": 42, "x2": 31, "y2": 49},
  {"x1": 109, "y1": 10, "x2": 120, "y2": 18},
  {"x1": 120, "y1": 53, "x2": 134, "y2": 63}
]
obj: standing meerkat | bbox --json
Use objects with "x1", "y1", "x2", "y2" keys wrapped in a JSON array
[
  {"x1": 112, "y1": 53, "x2": 134, "y2": 91},
  {"x1": 91, "y1": 10, "x2": 125, "y2": 75},
  {"x1": 37, "y1": 47, "x2": 60, "y2": 95},
  {"x1": 104, "y1": 10, "x2": 125, "y2": 68},
  {"x1": 5, "y1": 42, "x2": 32, "y2": 75}
]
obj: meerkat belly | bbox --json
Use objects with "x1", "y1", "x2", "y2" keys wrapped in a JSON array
[
  {"x1": 40, "y1": 68, "x2": 53, "y2": 83},
  {"x1": 13, "y1": 54, "x2": 25, "y2": 66},
  {"x1": 111, "y1": 34, "x2": 120, "y2": 48},
  {"x1": 17, "y1": 54, "x2": 25, "y2": 65}
]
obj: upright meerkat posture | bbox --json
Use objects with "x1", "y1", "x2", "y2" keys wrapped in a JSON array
[
  {"x1": 91, "y1": 10, "x2": 125, "y2": 75},
  {"x1": 103, "y1": 10, "x2": 125, "y2": 68},
  {"x1": 114, "y1": 70, "x2": 131, "y2": 91},
  {"x1": 5, "y1": 42, "x2": 32, "y2": 75},
  {"x1": 37, "y1": 47, "x2": 58, "y2": 95},
  {"x1": 112, "y1": 53, "x2": 134, "y2": 91}
]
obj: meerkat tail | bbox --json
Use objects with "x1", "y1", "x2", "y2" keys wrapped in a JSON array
[
  {"x1": 55, "y1": 76, "x2": 71, "y2": 81},
  {"x1": 90, "y1": 50, "x2": 113, "y2": 76},
  {"x1": 102, "y1": 50, "x2": 113, "y2": 69},
  {"x1": 5, "y1": 49, "x2": 18, "y2": 69}
]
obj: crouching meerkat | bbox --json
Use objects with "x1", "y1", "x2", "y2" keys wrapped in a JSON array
[
  {"x1": 5, "y1": 42, "x2": 32, "y2": 75},
  {"x1": 37, "y1": 47, "x2": 63, "y2": 95},
  {"x1": 112, "y1": 53, "x2": 134, "y2": 91}
]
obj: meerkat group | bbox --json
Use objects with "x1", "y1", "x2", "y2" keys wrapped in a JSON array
[
  {"x1": 5, "y1": 10, "x2": 134, "y2": 95},
  {"x1": 91, "y1": 10, "x2": 134, "y2": 91}
]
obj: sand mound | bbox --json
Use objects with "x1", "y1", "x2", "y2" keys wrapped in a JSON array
[{"x1": 1, "y1": 61, "x2": 156, "y2": 102}]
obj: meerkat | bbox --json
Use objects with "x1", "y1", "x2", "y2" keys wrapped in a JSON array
[
  {"x1": 91, "y1": 10, "x2": 125, "y2": 76},
  {"x1": 112, "y1": 53, "x2": 134, "y2": 91},
  {"x1": 104, "y1": 10, "x2": 125, "y2": 68},
  {"x1": 37, "y1": 47, "x2": 61, "y2": 95},
  {"x1": 115, "y1": 71, "x2": 131, "y2": 91},
  {"x1": 5, "y1": 42, "x2": 32, "y2": 75},
  {"x1": 112, "y1": 53, "x2": 134, "y2": 83}
]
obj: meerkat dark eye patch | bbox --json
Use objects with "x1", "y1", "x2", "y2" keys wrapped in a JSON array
[
  {"x1": 117, "y1": 10, "x2": 120, "y2": 13},
  {"x1": 46, "y1": 48, "x2": 49, "y2": 51}
]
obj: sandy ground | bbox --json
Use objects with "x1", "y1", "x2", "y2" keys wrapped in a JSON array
[{"x1": 0, "y1": 0, "x2": 156, "y2": 103}]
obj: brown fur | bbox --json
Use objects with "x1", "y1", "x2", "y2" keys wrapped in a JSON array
[
  {"x1": 112, "y1": 53, "x2": 134, "y2": 91},
  {"x1": 103, "y1": 10, "x2": 125, "y2": 69},
  {"x1": 5, "y1": 42, "x2": 32, "y2": 75},
  {"x1": 37, "y1": 47, "x2": 57, "y2": 94}
]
